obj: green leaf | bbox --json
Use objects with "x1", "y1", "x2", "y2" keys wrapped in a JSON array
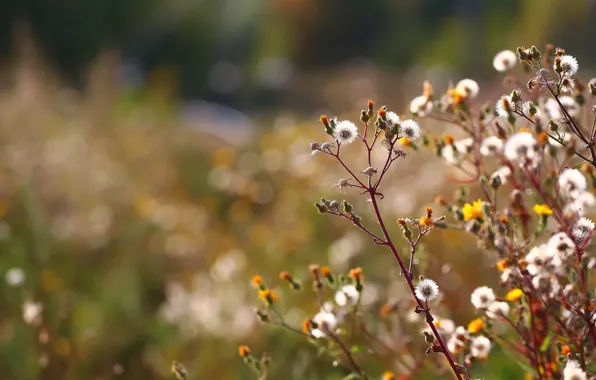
[{"x1": 540, "y1": 331, "x2": 553, "y2": 352}]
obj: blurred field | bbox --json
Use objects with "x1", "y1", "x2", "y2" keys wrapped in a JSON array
[{"x1": 1, "y1": 1, "x2": 596, "y2": 379}]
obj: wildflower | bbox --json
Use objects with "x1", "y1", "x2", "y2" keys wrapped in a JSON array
[
  {"x1": 462, "y1": 199, "x2": 484, "y2": 221},
  {"x1": 560, "y1": 345, "x2": 571, "y2": 356},
  {"x1": 479, "y1": 136, "x2": 504, "y2": 156},
  {"x1": 505, "y1": 288, "x2": 524, "y2": 301},
  {"x1": 410, "y1": 95, "x2": 432, "y2": 116},
  {"x1": 334, "y1": 285, "x2": 360, "y2": 306},
  {"x1": 251, "y1": 274, "x2": 264, "y2": 287},
  {"x1": 561, "y1": 77, "x2": 575, "y2": 93},
  {"x1": 557, "y1": 55, "x2": 579, "y2": 77},
  {"x1": 383, "y1": 370, "x2": 395, "y2": 380},
  {"x1": 471, "y1": 286, "x2": 495, "y2": 309},
  {"x1": 362, "y1": 167, "x2": 378, "y2": 177},
  {"x1": 238, "y1": 345, "x2": 251, "y2": 357},
  {"x1": 321, "y1": 266, "x2": 331, "y2": 277},
  {"x1": 400, "y1": 119, "x2": 421, "y2": 140},
  {"x1": 525, "y1": 244, "x2": 559, "y2": 276},
  {"x1": 433, "y1": 318, "x2": 455, "y2": 335},
  {"x1": 486, "y1": 301, "x2": 510, "y2": 319},
  {"x1": 504, "y1": 132, "x2": 540, "y2": 167},
  {"x1": 258, "y1": 288, "x2": 279, "y2": 306},
  {"x1": 455, "y1": 79, "x2": 480, "y2": 99},
  {"x1": 467, "y1": 318, "x2": 484, "y2": 333},
  {"x1": 399, "y1": 137, "x2": 412, "y2": 146},
  {"x1": 311, "y1": 310, "x2": 338, "y2": 338},
  {"x1": 496, "y1": 259, "x2": 509, "y2": 272},
  {"x1": 490, "y1": 166, "x2": 512, "y2": 186},
  {"x1": 448, "y1": 335, "x2": 466, "y2": 355},
  {"x1": 547, "y1": 232, "x2": 575, "y2": 259},
  {"x1": 302, "y1": 319, "x2": 313, "y2": 334},
  {"x1": 496, "y1": 95, "x2": 513, "y2": 117},
  {"x1": 348, "y1": 267, "x2": 362, "y2": 281},
  {"x1": 572, "y1": 217, "x2": 595, "y2": 244},
  {"x1": 333, "y1": 121, "x2": 358, "y2": 144},
  {"x1": 419, "y1": 216, "x2": 433, "y2": 227},
  {"x1": 533, "y1": 204, "x2": 553, "y2": 216},
  {"x1": 493, "y1": 50, "x2": 517, "y2": 72},
  {"x1": 454, "y1": 138, "x2": 474, "y2": 154},
  {"x1": 563, "y1": 359, "x2": 587, "y2": 380},
  {"x1": 5, "y1": 267, "x2": 25, "y2": 287},
  {"x1": 415, "y1": 278, "x2": 439, "y2": 302},
  {"x1": 559, "y1": 169, "x2": 587, "y2": 200},
  {"x1": 386, "y1": 111, "x2": 400, "y2": 126},
  {"x1": 470, "y1": 336, "x2": 492, "y2": 359},
  {"x1": 566, "y1": 191, "x2": 596, "y2": 217}
]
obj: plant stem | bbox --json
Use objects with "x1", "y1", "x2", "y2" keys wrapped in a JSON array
[{"x1": 369, "y1": 193, "x2": 465, "y2": 380}]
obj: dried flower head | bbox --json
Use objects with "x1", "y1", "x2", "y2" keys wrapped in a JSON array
[
  {"x1": 333, "y1": 120, "x2": 358, "y2": 144},
  {"x1": 400, "y1": 119, "x2": 422, "y2": 140},
  {"x1": 470, "y1": 336, "x2": 492, "y2": 359},
  {"x1": 493, "y1": 50, "x2": 517, "y2": 72},
  {"x1": 415, "y1": 278, "x2": 439, "y2": 302},
  {"x1": 563, "y1": 359, "x2": 587, "y2": 380},
  {"x1": 455, "y1": 79, "x2": 480, "y2": 99},
  {"x1": 471, "y1": 286, "x2": 495, "y2": 309}
]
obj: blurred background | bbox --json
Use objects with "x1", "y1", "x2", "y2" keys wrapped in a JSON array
[{"x1": 1, "y1": 0, "x2": 596, "y2": 379}]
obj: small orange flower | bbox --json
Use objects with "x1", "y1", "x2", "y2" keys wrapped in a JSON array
[
  {"x1": 320, "y1": 266, "x2": 331, "y2": 277},
  {"x1": 425, "y1": 207, "x2": 433, "y2": 218},
  {"x1": 560, "y1": 345, "x2": 571, "y2": 356},
  {"x1": 467, "y1": 318, "x2": 484, "y2": 333},
  {"x1": 368, "y1": 100, "x2": 375, "y2": 109},
  {"x1": 302, "y1": 319, "x2": 313, "y2": 334},
  {"x1": 320, "y1": 115, "x2": 328, "y2": 125},
  {"x1": 279, "y1": 271, "x2": 292, "y2": 281},
  {"x1": 309, "y1": 265, "x2": 320, "y2": 276},
  {"x1": 419, "y1": 216, "x2": 433, "y2": 227},
  {"x1": 397, "y1": 218, "x2": 406, "y2": 226},
  {"x1": 506, "y1": 288, "x2": 524, "y2": 302},
  {"x1": 349, "y1": 267, "x2": 363, "y2": 281},
  {"x1": 238, "y1": 345, "x2": 251, "y2": 357},
  {"x1": 496, "y1": 259, "x2": 509, "y2": 272},
  {"x1": 537, "y1": 131, "x2": 548, "y2": 145},
  {"x1": 383, "y1": 370, "x2": 396, "y2": 380},
  {"x1": 444, "y1": 134, "x2": 454, "y2": 145},
  {"x1": 258, "y1": 288, "x2": 279, "y2": 306},
  {"x1": 377, "y1": 108, "x2": 387, "y2": 118},
  {"x1": 251, "y1": 275, "x2": 263, "y2": 287}
]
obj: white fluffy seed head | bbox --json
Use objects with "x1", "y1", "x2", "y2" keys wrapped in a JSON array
[
  {"x1": 471, "y1": 286, "x2": 495, "y2": 309},
  {"x1": 333, "y1": 120, "x2": 358, "y2": 144},
  {"x1": 493, "y1": 50, "x2": 517, "y2": 72},
  {"x1": 558, "y1": 55, "x2": 579, "y2": 77},
  {"x1": 400, "y1": 119, "x2": 421, "y2": 141},
  {"x1": 415, "y1": 278, "x2": 439, "y2": 302},
  {"x1": 455, "y1": 79, "x2": 480, "y2": 99}
]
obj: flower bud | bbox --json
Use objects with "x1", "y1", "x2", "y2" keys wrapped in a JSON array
[{"x1": 310, "y1": 142, "x2": 320, "y2": 151}]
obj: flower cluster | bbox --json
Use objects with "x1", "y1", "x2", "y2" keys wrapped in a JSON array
[{"x1": 243, "y1": 44, "x2": 596, "y2": 380}]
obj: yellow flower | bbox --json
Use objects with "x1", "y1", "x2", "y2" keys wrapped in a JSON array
[
  {"x1": 251, "y1": 275, "x2": 263, "y2": 287},
  {"x1": 467, "y1": 318, "x2": 484, "y2": 333},
  {"x1": 419, "y1": 216, "x2": 433, "y2": 226},
  {"x1": 462, "y1": 199, "x2": 484, "y2": 221},
  {"x1": 399, "y1": 137, "x2": 412, "y2": 146},
  {"x1": 258, "y1": 288, "x2": 279, "y2": 306},
  {"x1": 506, "y1": 288, "x2": 524, "y2": 301},
  {"x1": 383, "y1": 371, "x2": 395, "y2": 380},
  {"x1": 238, "y1": 345, "x2": 251, "y2": 357},
  {"x1": 496, "y1": 259, "x2": 509, "y2": 272},
  {"x1": 533, "y1": 204, "x2": 553, "y2": 216}
]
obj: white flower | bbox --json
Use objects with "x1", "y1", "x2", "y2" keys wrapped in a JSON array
[
  {"x1": 548, "y1": 232, "x2": 576, "y2": 259},
  {"x1": 386, "y1": 111, "x2": 400, "y2": 126},
  {"x1": 573, "y1": 217, "x2": 595, "y2": 244},
  {"x1": 504, "y1": 132, "x2": 540, "y2": 167},
  {"x1": 333, "y1": 120, "x2": 358, "y2": 144},
  {"x1": 400, "y1": 119, "x2": 421, "y2": 141},
  {"x1": 559, "y1": 169, "x2": 587, "y2": 200},
  {"x1": 480, "y1": 136, "x2": 504, "y2": 156},
  {"x1": 470, "y1": 336, "x2": 492, "y2": 359},
  {"x1": 493, "y1": 50, "x2": 517, "y2": 72},
  {"x1": 496, "y1": 95, "x2": 513, "y2": 117},
  {"x1": 311, "y1": 310, "x2": 338, "y2": 338},
  {"x1": 471, "y1": 287, "x2": 495, "y2": 309},
  {"x1": 5, "y1": 267, "x2": 25, "y2": 287},
  {"x1": 415, "y1": 278, "x2": 439, "y2": 302},
  {"x1": 563, "y1": 359, "x2": 587, "y2": 380},
  {"x1": 561, "y1": 78, "x2": 576, "y2": 93},
  {"x1": 525, "y1": 244, "x2": 558, "y2": 276},
  {"x1": 334, "y1": 285, "x2": 360, "y2": 306},
  {"x1": 410, "y1": 95, "x2": 432, "y2": 116},
  {"x1": 490, "y1": 166, "x2": 512, "y2": 186},
  {"x1": 447, "y1": 336, "x2": 465, "y2": 354},
  {"x1": 441, "y1": 144, "x2": 458, "y2": 165},
  {"x1": 486, "y1": 301, "x2": 510, "y2": 319},
  {"x1": 558, "y1": 55, "x2": 579, "y2": 77},
  {"x1": 500, "y1": 267, "x2": 520, "y2": 284},
  {"x1": 455, "y1": 138, "x2": 474, "y2": 154},
  {"x1": 23, "y1": 301, "x2": 43, "y2": 326},
  {"x1": 456, "y1": 79, "x2": 480, "y2": 99},
  {"x1": 566, "y1": 191, "x2": 596, "y2": 217}
]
